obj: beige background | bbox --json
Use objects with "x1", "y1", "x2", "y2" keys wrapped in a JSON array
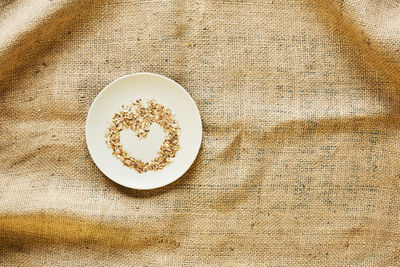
[{"x1": 0, "y1": 0, "x2": 399, "y2": 265}]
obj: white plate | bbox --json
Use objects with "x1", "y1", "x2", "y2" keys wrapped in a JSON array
[{"x1": 86, "y1": 73, "x2": 202, "y2": 190}]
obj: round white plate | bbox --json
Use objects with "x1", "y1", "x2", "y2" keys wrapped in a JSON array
[{"x1": 86, "y1": 73, "x2": 202, "y2": 190}]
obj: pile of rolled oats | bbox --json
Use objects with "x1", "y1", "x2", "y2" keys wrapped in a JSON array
[{"x1": 105, "y1": 99, "x2": 180, "y2": 173}]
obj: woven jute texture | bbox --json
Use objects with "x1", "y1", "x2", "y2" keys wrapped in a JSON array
[{"x1": 1, "y1": 0, "x2": 399, "y2": 265}]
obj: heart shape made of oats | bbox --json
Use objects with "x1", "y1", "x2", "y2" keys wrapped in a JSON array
[{"x1": 105, "y1": 99, "x2": 180, "y2": 173}]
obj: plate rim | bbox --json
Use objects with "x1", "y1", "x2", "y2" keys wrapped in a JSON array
[{"x1": 85, "y1": 72, "x2": 202, "y2": 190}]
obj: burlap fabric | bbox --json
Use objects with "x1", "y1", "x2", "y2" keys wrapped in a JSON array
[{"x1": 1, "y1": 0, "x2": 399, "y2": 265}]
